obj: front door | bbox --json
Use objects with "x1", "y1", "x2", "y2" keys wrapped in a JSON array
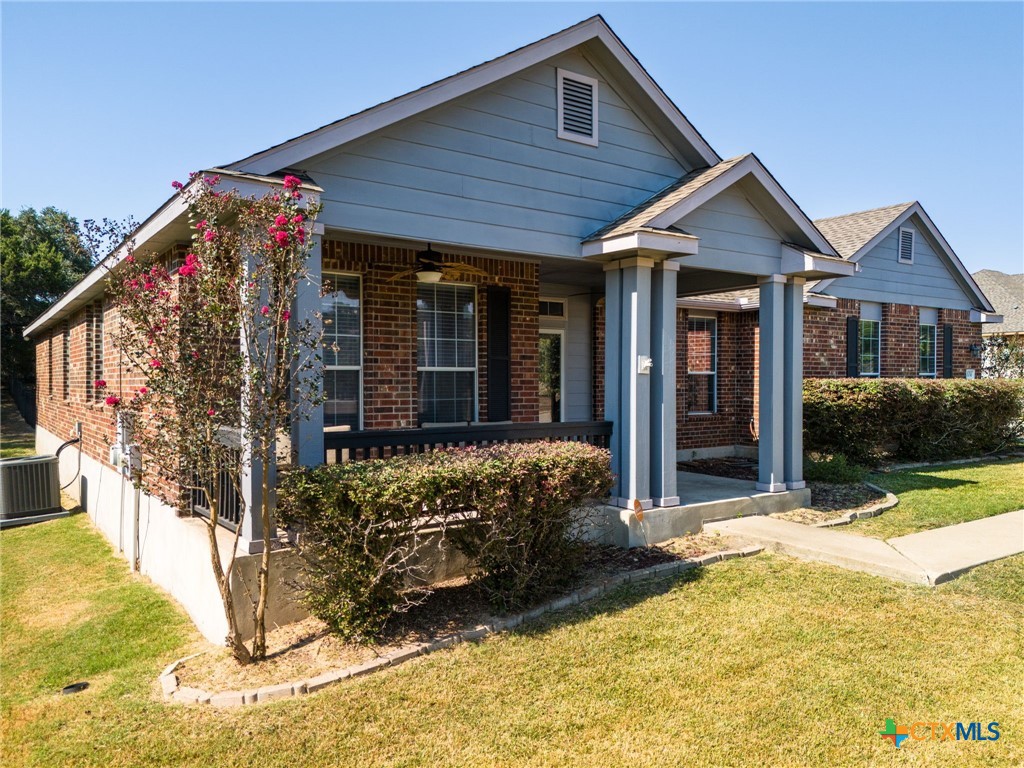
[{"x1": 539, "y1": 331, "x2": 563, "y2": 423}]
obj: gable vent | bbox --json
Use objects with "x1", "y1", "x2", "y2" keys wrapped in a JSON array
[
  {"x1": 557, "y1": 69, "x2": 598, "y2": 146},
  {"x1": 898, "y1": 227, "x2": 915, "y2": 264}
]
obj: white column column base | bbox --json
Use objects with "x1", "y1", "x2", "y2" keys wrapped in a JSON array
[
  {"x1": 785, "y1": 481, "x2": 806, "y2": 490},
  {"x1": 654, "y1": 496, "x2": 680, "y2": 507},
  {"x1": 756, "y1": 482, "x2": 787, "y2": 493},
  {"x1": 611, "y1": 497, "x2": 654, "y2": 510}
]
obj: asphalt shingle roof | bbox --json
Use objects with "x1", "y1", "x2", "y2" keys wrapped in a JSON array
[
  {"x1": 585, "y1": 155, "x2": 749, "y2": 241},
  {"x1": 972, "y1": 270, "x2": 1024, "y2": 334},
  {"x1": 813, "y1": 202, "x2": 914, "y2": 259}
]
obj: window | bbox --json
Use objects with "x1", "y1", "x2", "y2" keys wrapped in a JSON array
[
  {"x1": 417, "y1": 283, "x2": 476, "y2": 424},
  {"x1": 539, "y1": 299, "x2": 565, "y2": 318},
  {"x1": 47, "y1": 337, "x2": 54, "y2": 397},
  {"x1": 686, "y1": 316, "x2": 717, "y2": 413},
  {"x1": 538, "y1": 331, "x2": 563, "y2": 423},
  {"x1": 62, "y1": 321, "x2": 70, "y2": 400},
  {"x1": 898, "y1": 227, "x2": 915, "y2": 264},
  {"x1": 919, "y1": 308, "x2": 937, "y2": 377},
  {"x1": 321, "y1": 273, "x2": 361, "y2": 430},
  {"x1": 557, "y1": 69, "x2": 598, "y2": 146},
  {"x1": 87, "y1": 302, "x2": 104, "y2": 401},
  {"x1": 859, "y1": 303, "x2": 881, "y2": 377}
]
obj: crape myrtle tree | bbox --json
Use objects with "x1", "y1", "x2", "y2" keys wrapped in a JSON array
[{"x1": 100, "y1": 174, "x2": 323, "y2": 663}]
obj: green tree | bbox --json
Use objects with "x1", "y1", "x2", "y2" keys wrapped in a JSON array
[{"x1": 1, "y1": 207, "x2": 93, "y2": 381}]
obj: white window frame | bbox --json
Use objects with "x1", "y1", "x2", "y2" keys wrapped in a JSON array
[
  {"x1": 686, "y1": 314, "x2": 718, "y2": 414},
  {"x1": 859, "y1": 319, "x2": 881, "y2": 377},
  {"x1": 322, "y1": 271, "x2": 363, "y2": 431},
  {"x1": 556, "y1": 68, "x2": 599, "y2": 147},
  {"x1": 898, "y1": 227, "x2": 915, "y2": 264},
  {"x1": 539, "y1": 297, "x2": 566, "y2": 319},
  {"x1": 417, "y1": 282, "x2": 478, "y2": 425},
  {"x1": 538, "y1": 328, "x2": 565, "y2": 423},
  {"x1": 919, "y1": 323, "x2": 937, "y2": 378}
]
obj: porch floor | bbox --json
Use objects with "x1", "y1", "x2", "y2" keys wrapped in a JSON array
[{"x1": 591, "y1": 471, "x2": 810, "y2": 549}]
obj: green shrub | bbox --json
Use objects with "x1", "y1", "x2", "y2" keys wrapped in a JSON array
[
  {"x1": 803, "y1": 454, "x2": 867, "y2": 484},
  {"x1": 804, "y1": 378, "x2": 1024, "y2": 464},
  {"x1": 447, "y1": 442, "x2": 614, "y2": 612},
  {"x1": 278, "y1": 441, "x2": 612, "y2": 639}
]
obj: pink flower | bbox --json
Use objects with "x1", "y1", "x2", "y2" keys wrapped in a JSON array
[
  {"x1": 191, "y1": 351, "x2": 199, "y2": 359},
  {"x1": 207, "y1": 408, "x2": 216, "y2": 416},
  {"x1": 291, "y1": 214, "x2": 304, "y2": 224},
  {"x1": 159, "y1": 289, "x2": 170, "y2": 297},
  {"x1": 94, "y1": 379, "x2": 106, "y2": 389},
  {"x1": 179, "y1": 263, "x2": 197, "y2": 277},
  {"x1": 125, "y1": 254, "x2": 136, "y2": 263},
  {"x1": 260, "y1": 305, "x2": 270, "y2": 316},
  {"x1": 196, "y1": 220, "x2": 207, "y2": 231},
  {"x1": 150, "y1": 359, "x2": 163, "y2": 368},
  {"x1": 143, "y1": 281, "x2": 155, "y2": 291},
  {"x1": 138, "y1": 386, "x2": 148, "y2": 394},
  {"x1": 105, "y1": 395, "x2": 121, "y2": 407},
  {"x1": 171, "y1": 180, "x2": 183, "y2": 190},
  {"x1": 282, "y1": 310, "x2": 291, "y2": 321},
  {"x1": 274, "y1": 230, "x2": 290, "y2": 247},
  {"x1": 204, "y1": 230, "x2": 217, "y2": 242},
  {"x1": 282, "y1": 174, "x2": 301, "y2": 190},
  {"x1": 275, "y1": 214, "x2": 289, "y2": 226}
]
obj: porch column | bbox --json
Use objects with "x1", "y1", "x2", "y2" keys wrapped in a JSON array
[
  {"x1": 783, "y1": 277, "x2": 806, "y2": 489},
  {"x1": 650, "y1": 261, "x2": 679, "y2": 506},
  {"x1": 290, "y1": 230, "x2": 325, "y2": 466},
  {"x1": 757, "y1": 274, "x2": 786, "y2": 492},
  {"x1": 238, "y1": 249, "x2": 269, "y2": 554},
  {"x1": 604, "y1": 257, "x2": 654, "y2": 509}
]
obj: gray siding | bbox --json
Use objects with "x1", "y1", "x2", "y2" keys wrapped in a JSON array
[
  {"x1": 673, "y1": 187, "x2": 784, "y2": 278},
  {"x1": 823, "y1": 214, "x2": 975, "y2": 310},
  {"x1": 306, "y1": 51, "x2": 687, "y2": 258}
]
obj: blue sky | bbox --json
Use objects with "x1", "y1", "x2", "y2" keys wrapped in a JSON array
[{"x1": 2, "y1": 2, "x2": 1022, "y2": 274}]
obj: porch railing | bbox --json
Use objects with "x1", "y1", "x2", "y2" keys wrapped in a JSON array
[
  {"x1": 190, "y1": 448, "x2": 243, "y2": 531},
  {"x1": 324, "y1": 420, "x2": 613, "y2": 465}
]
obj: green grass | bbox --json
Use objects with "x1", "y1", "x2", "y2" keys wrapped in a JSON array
[
  {"x1": 853, "y1": 458, "x2": 1024, "y2": 539},
  {"x1": 1, "y1": 395, "x2": 35, "y2": 459},
  {"x1": 2, "y1": 514, "x2": 1021, "y2": 768}
]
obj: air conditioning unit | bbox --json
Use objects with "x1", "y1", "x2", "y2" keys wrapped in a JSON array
[{"x1": 0, "y1": 455, "x2": 66, "y2": 529}]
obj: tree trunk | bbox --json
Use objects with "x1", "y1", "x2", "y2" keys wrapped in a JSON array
[
  {"x1": 251, "y1": 450, "x2": 272, "y2": 660},
  {"x1": 205, "y1": 493, "x2": 251, "y2": 665}
]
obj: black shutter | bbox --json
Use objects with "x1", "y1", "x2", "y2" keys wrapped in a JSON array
[
  {"x1": 942, "y1": 324, "x2": 953, "y2": 378},
  {"x1": 486, "y1": 286, "x2": 512, "y2": 422},
  {"x1": 846, "y1": 315, "x2": 860, "y2": 377}
]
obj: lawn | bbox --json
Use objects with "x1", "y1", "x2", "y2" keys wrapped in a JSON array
[
  {"x1": 1, "y1": 395, "x2": 35, "y2": 459},
  {"x1": 2, "y1": 513, "x2": 1021, "y2": 768},
  {"x1": 854, "y1": 458, "x2": 1024, "y2": 539}
]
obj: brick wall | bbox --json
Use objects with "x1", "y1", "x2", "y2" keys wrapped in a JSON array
[
  {"x1": 804, "y1": 298, "x2": 859, "y2": 378},
  {"x1": 592, "y1": 298, "x2": 604, "y2": 420},
  {"x1": 880, "y1": 303, "x2": 920, "y2": 378},
  {"x1": 322, "y1": 240, "x2": 539, "y2": 428},
  {"x1": 939, "y1": 308, "x2": 983, "y2": 377}
]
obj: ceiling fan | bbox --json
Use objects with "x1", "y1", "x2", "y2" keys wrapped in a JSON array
[{"x1": 387, "y1": 244, "x2": 490, "y2": 283}]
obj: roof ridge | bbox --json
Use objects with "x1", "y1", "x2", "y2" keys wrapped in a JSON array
[{"x1": 813, "y1": 201, "x2": 915, "y2": 223}]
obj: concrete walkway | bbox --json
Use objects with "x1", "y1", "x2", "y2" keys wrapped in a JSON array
[{"x1": 707, "y1": 509, "x2": 1024, "y2": 586}]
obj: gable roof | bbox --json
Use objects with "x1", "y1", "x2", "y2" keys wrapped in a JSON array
[
  {"x1": 972, "y1": 270, "x2": 1024, "y2": 334},
  {"x1": 814, "y1": 202, "x2": 914, "y2": 259},
  {"x1": 812, "y1": 201, "x2": 995, "y2": 313},
  {"x1": 582, "y1": 153, "x2": 838, "y2": 258},
  {"x1": 227, "y1": 15, "x2": 720, "y2": 176}
]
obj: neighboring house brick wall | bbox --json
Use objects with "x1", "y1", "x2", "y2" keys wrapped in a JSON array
[
  {"x1": 804, "y1": 298, "x2": 859, "y2": 378},
  {"x1": 322, "y1": 240, "x2": 540, "y2": 428},
  {"x1": 880, "y1": 303, "x2": 920, "y2": 378}
]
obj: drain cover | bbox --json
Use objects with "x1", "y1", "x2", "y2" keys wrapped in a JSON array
[{"x1": 60, "y1": 682, "x2": 89, "y2": 695}]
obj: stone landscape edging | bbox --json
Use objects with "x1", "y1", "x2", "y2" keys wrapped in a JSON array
[
  {"x1": 158, "y1": 545, "x2": 764, "y2": 707},
  {"x1": 811, "y1": 482, "x2": 899, "y2": 529}
]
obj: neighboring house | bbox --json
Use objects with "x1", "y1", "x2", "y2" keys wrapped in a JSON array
[
  {"x1": 972, "y1": 270, "x2": 1024, "y2": 343},
  {"x1": 675, "y1": 202, "x2": 1002, "y2": 454},
  {"x1": 24, "y1": 16, "x2": 894, "y2": 641}
]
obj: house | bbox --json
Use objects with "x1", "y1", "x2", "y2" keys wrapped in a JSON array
[
  {"x1": 673, "y1": 202, "x2": 1002, "y2": 457},
  {"x1": 972, "y1": 270, "x2": 1024, "y2": 344},
  {"x1": 25, "y1": 16, "x2": 870, "y2": 641}
]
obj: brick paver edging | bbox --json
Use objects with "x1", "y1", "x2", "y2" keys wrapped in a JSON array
[
  {"x1": 158, "y1": 545, "x2": 764, "y2": 707},
  {"x1": 811, "y1": 482, "x2": 899, "y2": 529}
]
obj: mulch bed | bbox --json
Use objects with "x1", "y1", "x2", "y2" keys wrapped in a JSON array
[
  {"x1": 771, "y1": 482, "x2": 886, "y2": 526},
  {"x1": 678, "y1": 457, "x2": 757, "y2": 480},
  {"x1": 175, "y1": 531, "x2": 735, "y2": 692}
]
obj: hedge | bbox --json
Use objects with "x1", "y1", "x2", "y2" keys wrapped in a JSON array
[
  {"x1": 803, "y1": 378, "x2": 1024, "y2": 464},
  {"x1": 278, "y1": 441, "x2": 612, "y2": 640}
]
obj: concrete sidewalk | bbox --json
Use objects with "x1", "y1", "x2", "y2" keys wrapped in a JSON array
[{"x1": 707, "y1": 510, "x2": 1024, "y2": 586}]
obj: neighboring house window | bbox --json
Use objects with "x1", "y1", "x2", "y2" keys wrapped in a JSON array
[
  {"x1": 417, "y1": 283, "x2": 476, "y2": 424},
  {"x1": 859, "y1": 302, "x2": 882, "y2": 377},
  {"x1": 557, "y1": 69, "x2": 599, "y2": 147},
  {"x1": 898, "y1": 227, "x2": 915, "y2": 264},
  {"x1": 919, "y1": 308, "x2": 938, "y2": 377},
  {"x1": 539, "y1": 299, "x2": 565, "y2": 318},
  {"x1": 87, "y1": 301, "x2": 104, "y2": 401},
  {"x1": 321, "y1": 273, "x2": 361, "y2": 430},
  {"x1": 62, "y1": 321, "x2": 70, "y2": 400},
  {"x1": 686, "y1": 316, "x2": 717, "y2": 413}
]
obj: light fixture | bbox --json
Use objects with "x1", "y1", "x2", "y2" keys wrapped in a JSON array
[
  {"x1": 968, "y1": 342, "x2": 983, "y2": 358},
  {"x1": 416, "y1": 263, "x2": 443, "y2": 283}
]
